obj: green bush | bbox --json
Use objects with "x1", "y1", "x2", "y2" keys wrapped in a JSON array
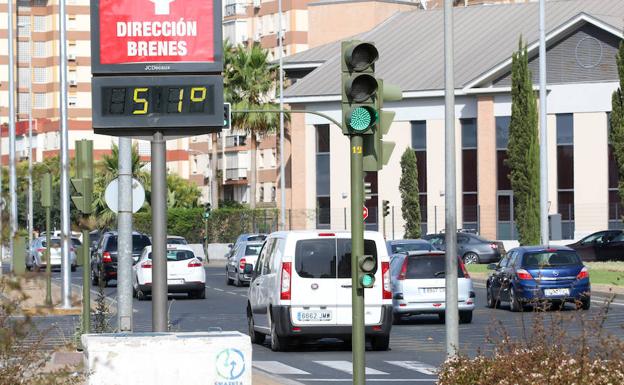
[{"x1": 133, "y1": 207, "x2": 279, "y2": 244}]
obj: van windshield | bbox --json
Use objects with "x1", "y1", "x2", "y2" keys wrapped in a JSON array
[{"x1": 294, "y1": 238, "x2": 377, "y2": 279}]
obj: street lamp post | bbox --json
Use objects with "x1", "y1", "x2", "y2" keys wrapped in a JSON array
[{"x1": 18, "y1": 21, "x2": 33, "y2": 254}]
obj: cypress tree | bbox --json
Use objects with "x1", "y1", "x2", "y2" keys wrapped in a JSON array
[
  {"x1": 611, "y1": 41, "x2": 624, "y2": 220},
  {"x1": 506, "y1": 39, "x2": 540, "y2": 245},
  {"x1": 399, "y1": 148, "x2": 421, "y2": 238}
]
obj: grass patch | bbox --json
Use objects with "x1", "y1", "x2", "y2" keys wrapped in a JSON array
[{"x1": 466, "y1": 262, "x2": 624, "y2": 287}]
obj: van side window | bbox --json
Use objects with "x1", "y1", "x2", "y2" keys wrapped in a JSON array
[
  {"x1": 263, "y1": 239, "x2": 277, "y2": 274},
  {"x1": 269, "y1": 239, "x2": 284, "y2": 273},
  {"x1": 336, "y1": 239, "x2": 377, "y2": 278},
  {"x1": 255, "y1": 240, "x2": 270, "y2": 276}
]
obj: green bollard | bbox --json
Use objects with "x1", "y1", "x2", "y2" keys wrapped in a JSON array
[{"x1": 13, "y1": 235, "x2": 26, "y2": 276}]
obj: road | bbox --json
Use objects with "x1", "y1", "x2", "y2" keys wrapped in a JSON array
[{"x1": 28, "y1": 263, "x2": 624, "y2": 384}]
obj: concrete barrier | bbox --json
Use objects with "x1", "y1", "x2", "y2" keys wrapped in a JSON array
[
  {"x1": 82, "y1": 331, "x2": 252, "y2": 385},
  {"x1": 187, "y1": 244, "x2": 206, "y2": 260}
]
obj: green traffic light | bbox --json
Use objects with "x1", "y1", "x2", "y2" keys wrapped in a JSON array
[
  {"x1": 361, "y1": 274, "x2": 374, "y2": 287},
  {"x1": 349, "y1": 107, "x2": 377, "y2": 132}
]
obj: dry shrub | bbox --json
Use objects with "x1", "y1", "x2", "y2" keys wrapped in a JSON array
[
  {"x1": 438, "y1": 299, "x2": 624, "y2": 385},
  {"x1": 0, "y1": 277, "x2": 83, "y2": 385}
]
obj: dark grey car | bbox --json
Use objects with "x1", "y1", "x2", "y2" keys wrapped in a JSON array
[
  {"x1": 422, "y1": 233, "x2": 504, "y2": 264},
  {"x1": 386, "y1": 239, "x2": 435, "y2": 256}
]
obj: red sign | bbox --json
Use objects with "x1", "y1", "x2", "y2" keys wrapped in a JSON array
[
  {"x1": 99, "y1": 0, "x2": 215, "y2": 65},
  {"x1": 363, "y1": 206, "x2": 369, "y2": 220}
]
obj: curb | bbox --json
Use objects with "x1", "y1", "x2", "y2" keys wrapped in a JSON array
[{"x1": 252, "y1": 368, "x2": 307, "y2": 385}]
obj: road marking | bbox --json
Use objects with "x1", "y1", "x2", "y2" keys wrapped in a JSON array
[
  {"x1": 214, "y1": 288, "x2": 224, "y2": 292},
  {"x1": 226, "y1": 291, "x2": 237, "y2": 295},
  {"x1": 297, "y1": 379, "x2": 435, "y2": 382},
  {"x1": 386, "y1": 361, "x2": 437, "y2": 375},
  {"x1": 314, "y1": 361, "x2": 388, "y2": 375},
  {"x1": 254, "y1": 361, "x2": 310, "y2": 375}
]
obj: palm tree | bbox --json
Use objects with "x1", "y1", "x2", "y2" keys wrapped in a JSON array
[{"x1": 226, "y1": 43, "x2": 280, "y2": 208}]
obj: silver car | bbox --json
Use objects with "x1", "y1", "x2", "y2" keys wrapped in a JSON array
[
  {"x1": 389, "y1": 251, "x2": 475, "y2": 324},
  {"x1": 225, "y1": 241, "x2": 264, "y2": 286},
  {"x1": 27, "y1": 236, "x2": 78, "y2": 271}
]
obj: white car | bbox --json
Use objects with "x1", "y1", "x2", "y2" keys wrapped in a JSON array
[
  {"x1": 27, "y1": 237, "x2": 78, "y2": 271},
  {"x1": 132, "y1": 244, "x2": 206, "y2": 300},
  {"x1": 247, "y1": 230, "x2": 393, "y2": 352}
]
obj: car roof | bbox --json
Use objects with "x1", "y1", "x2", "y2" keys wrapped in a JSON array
[
  {"x1": 512, "y1": 245, "x2": 575, "y2": 253},
  {"x1": 142, "y1": 244, "x2": 194, "y2": 253},
  {"x1": 387, "y1": 239, "x2": 430, "y2": 244},
  {"x1": 167, "y1": 235, "x2": 185, "y2": 239}
]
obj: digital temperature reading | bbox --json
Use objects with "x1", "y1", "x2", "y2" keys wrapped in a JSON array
[{"x1": 102, "y1": 85, "x2": 214, "y2": 116}]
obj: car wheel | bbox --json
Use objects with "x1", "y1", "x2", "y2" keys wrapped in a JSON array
[
  {"x1": 371, "y1": 335, "x2": 390, "y2": 351},
  {"x1": 226, "y1": 270, "x2": 233, "y2": 285},
  {"x1": 509, "y1": 286, "x2": 521, "y2": 312},
  {"x1": 137, "y1": 289, "x2": 147, "y2": 301},
  {"x1": 248, "y1": 309, "x2": 266, "y2": 345},
  {"x1": 191, "y1": 289, "x2": 206, "y2": 299},
  {"x1": 132, "y1": 285, "x2": 137, "y2": 298},
  {"x1": 91, "y1": 269, "x2": 99, "y2": 286},
  {"x1": 392, "y1": 312, "x2": 403, "y2": 325},
  {"x1": 463, "y1": 252, "x2": 480, "y2": 265},
  {"x1": 486, "y1": 285, "x2": 499, "y2": 309},
  {"x1": 459, "y1": 311, "x2": 473, "y2": 324},
  {"x1": 71, "y1": 265, "x2": 77, "y2": 272},
  {"x1": 270, "y1": 316, "x2": 288, "y2": 352},
  {"x1": 437, "y1": 313, "x2": 446, "y2": 323}
]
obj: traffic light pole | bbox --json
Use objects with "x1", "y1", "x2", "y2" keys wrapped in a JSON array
[
  {"x1": 350, "y1": 134, "x2": 366, "y2": 385},
  {"x1": 151, "y1": 132, "x2": 168, "y2": 332},
  {"x1": 82, "y1": 229, "x2": 90, "y2": 334},
  {"x1": 45, "y1": 206, "x2": 52, "y2": 306}
]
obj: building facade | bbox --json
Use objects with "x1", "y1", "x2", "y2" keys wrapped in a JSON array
[{"x1": 282, "y1": 0, "x2": 624, "y2": 240}]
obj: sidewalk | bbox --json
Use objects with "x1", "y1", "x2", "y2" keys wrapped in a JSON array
[{"x1": 3, "y1": 273, "x2": 83, "y2": 316}]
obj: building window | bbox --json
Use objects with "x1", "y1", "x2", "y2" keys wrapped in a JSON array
[
  {"x1": 18, "y1": 67, "x2": 30, "y2": 86},
  {"x1": 461, "y1": 118, "x2": 478, "y2": 232},
  {"x1": 18, "y1": 92, "x2": 30, "y2": 114},
  {"x1": 34, "y1": 93, "x2": 48, "y2": 108},
  {"x1": 18, "y1": 41, "x2": 30, "y2": 63},
  {"x1": 259, "y1": 186, "x2": 264, "y2": 202},
  {"x1": 411, "y1": 120, "x2": 427, "y2": 234},
  {"x1": 271, "y1": 186, "x2": 276, "y2": 202},
  {"x1": 316, "y1": 125, "x2": 330, "y2": 228},
  {"x1": 557, "y1": 113, "x2": 575, "y2": 238},
  {"x1": 34, "y1": 67, "x2": 48, "y2": 83},
  {"x1": 496, "y1": 116, "x2": 515, "y2": 239},
  {"x1": 17, "y1": 16, "x2": 30, "y2": 35},
  {"x1": 33, "y1": 42, "x2": 48, "y2": 58},
  {"x1": 33, "y1": 16, "x2": 47, "y2": 32},
  {"x1": 608, "y1": 112, "x2": 623, "y2": 229}
]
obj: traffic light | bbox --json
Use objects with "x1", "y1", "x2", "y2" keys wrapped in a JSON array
[
  {"x1": 341, "y1": 40, "x2": 379, "y2": 135},
  {"x1": 70, "y1": 140, "x2": 94, "y2": 214},
  {"x1": 204, "y1": 202, "x2": 211, "y2": 219},
  {"x1": 364, "y1": 179, "x2": 372, "y2": 202},
  {"x1": 224, "y1": 102, "x2": 232, "y2": 130},
  {"x1": 382, "y1": 200, "x2": 390, "y2": 217},
  {"x1": 363, "y1": 79, "x2": 402, "y2": 171},
  {"x1": 357, "y1": 255, "x2": 377, "y2": 289}
]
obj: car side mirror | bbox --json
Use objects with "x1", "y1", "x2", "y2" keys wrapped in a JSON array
[
  {"x1": 487, "y1": 263, "x2": 498, "y2": 270},
  {"x1": 228, "y1": 244, "x2": 233, "y2": 249}
]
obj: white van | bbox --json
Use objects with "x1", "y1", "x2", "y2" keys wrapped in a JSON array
[{"x1": 247, "y1": 230, "x2": 393, "y2": 352}]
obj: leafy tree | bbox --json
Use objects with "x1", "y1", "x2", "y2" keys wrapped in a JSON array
[
  {"x1": 399, "y1": 148, "x2": 421, "y2": 238},
  {"x1": 225, "y1": 43, "x2": 280, "y2": 208},
  {"x1": 506, "y1": 39, "x2": 540, "y2": 245},
  {"x1": 611, "y1": 41, "x2": 624, "y2": 221}
]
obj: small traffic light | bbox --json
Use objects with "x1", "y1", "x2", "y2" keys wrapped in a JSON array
[
  {"x1": 224, "y1": 102, "x2": 232, "y2": 130},
  {"x1": 204, "y1": 202, "x2": 211, "y2": 219},
  {"x1": 341, "y1": 40, "x2": 379, "y2": 135},
  {"x1": 358, "y1": 254, "x2": 377, "y2": 289},
  {"x1": 382, "y1": 200, "x2": 390, "y2": 217},
  {"x1": 364, "y1": 180, "x2": 372, "y2": 202},
  {"x1": 71, "y1": 140, "x2": 94, "y2": 214}
]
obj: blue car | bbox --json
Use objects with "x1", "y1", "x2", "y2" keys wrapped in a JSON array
[{"x1": 486, "y1": 246, "x2": 590, "y2": 311}]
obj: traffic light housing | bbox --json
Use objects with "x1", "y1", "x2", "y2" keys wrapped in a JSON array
[
  {"x1": 382, "y1": 200, "x2": 390, "y2": 217},
  {"x1": 357, "y1": 254, "x2": 377, "y2": 289},
  {"x1": 41, "y1": 173, "x2": 52, "y2": 208},
  {"x1": 71, "y1": 140, "x2": 94, "y2": 214},
  {"x1": 341, "y1": 40, "x2": 379, "y2": 135},
  {"x1": 363, "y1": 79, "x2": 402, "y2": 171}
]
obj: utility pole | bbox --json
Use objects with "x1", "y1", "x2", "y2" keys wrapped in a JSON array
[
  {"x1": 151, "y1": 132, "x2": 168, "y2": 332},
  {"x1": 444, "y1": 0, "x2": 459, "y2": 357},
  {"x1": 8, "y1": 0, "x2": 17, "y2": 270},
  {"x1": 41, "y1": 173, "x2": 52, "y2": 306},
  {"x1": 278, "y1": 0, "x2": 286, "y2": 230},
  {"x1": 539, "y1": 0, "x2": 549, "y2": 245},
  {"x1": 117, "y1": 137, "x2": 133, "y2": 332},
  {"x1": 25, "y1": 21, "x2": 34, "y2": 252},
  {"x1": 59, "y1": 0, "x2": 72, "y2": 309}
]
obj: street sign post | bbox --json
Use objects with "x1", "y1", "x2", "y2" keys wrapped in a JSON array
[{"x1": 90, "y1": 0, "x2": 223, "y2": 332}]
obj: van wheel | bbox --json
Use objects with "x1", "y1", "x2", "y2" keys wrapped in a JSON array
[
  {"x1": 437, "y1": 313, "x2": 446, "y2": 323},
  {"x1": 459, "y1": 311, "x2": 473, "y2": 324},
  {"x1": 247, "y1": 310, "x2": 265, "y2": 345},
  {"x1": 137, "y1": 289, "x2": 147, "y2": 301},
  {"x1": 270, "y1": 318, "x2": 288, "y2": 352},
  {"x1": 392, "y1": 313, "x2": 404, "y2": 325},
  {"x1": 371, "y1": 335, "x2": 390, "y2": 351}
]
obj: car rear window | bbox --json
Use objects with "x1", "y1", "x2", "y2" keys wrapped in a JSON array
[
  {"x1": 42, "y1": 239, "x2": 61, "y2": 248},
  {"x1": 245, "y1": 244, "x2": 262, "y2": 256},
  {"x1": 133, "y1": 235, "x2": 151, "y2": 252},
  {"x1": 522, "y1": 251, "x2": 581, "y2": 267},
  {"x1": 149, "y1": 250, "x2": 195, "y2": 261},
  {"x1": 391, "y1": 242, "x2": 431, "y2": 254},
  {"x1": 167, "y1": 238, "x2": 187, "y2": 245},
  {"x1": 294, "y1": 238, "x2": 377, "y2": 279},
  {"x1": 71, "y1": 238, "x2": 82, "y2": 246},
  {"x1": 405, "y1": 255, "x2": 465, "y2": 279},
  {"x1": 247, "y1": 235, "x2": 266, "y2": 242}
]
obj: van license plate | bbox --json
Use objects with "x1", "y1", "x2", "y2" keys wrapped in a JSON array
[
  {"x1": 420, "y1": 288, "x2": 445, "y2": 294},
  {"x1": 297, "y1": 311, "x2": 332, "y2": 322},
  {"x1": 544, "y1": 288, "x2": 569, "y2": 296},
  {"x1": 167, "y1": 279, "x2": 184, "y2": 285}
]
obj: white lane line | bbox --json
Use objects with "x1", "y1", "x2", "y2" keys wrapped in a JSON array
[
  {"x1": 239, "y1": 294, "x2": 247, "y2": 297},
  {"x1": 226, "y1": 291, "x2": 237, "y2": 295},
  {"x1": 297, "y1": 379, "x2": 435, "y2": 382},
  {"x1": 214, "y1": 288, "x2": 224, "y2": 292},
  {"x1": 253, "y1": 361, "x2": 310, "y2": 375},
  {"x1": 386, "y1": 361, "x2": 437, "y2": 375},
  {"x1": 314, "y1": 361, "x2": 388, "y2": 375}
]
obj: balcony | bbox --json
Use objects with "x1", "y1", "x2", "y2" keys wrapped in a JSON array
[
  {"x1": 224, "y1": 2, "x2": 247, "y2": 17},
  {"x1": 225, "y1": 168, "x2": 247, "y2": 180},
  {"x1": 224, "y1": 135, "x2": 247, "y2": 148}
]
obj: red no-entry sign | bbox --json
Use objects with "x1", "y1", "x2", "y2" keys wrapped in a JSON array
[{"x1": 363, "y1": 206, "x2": 369, "y2": 220}]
